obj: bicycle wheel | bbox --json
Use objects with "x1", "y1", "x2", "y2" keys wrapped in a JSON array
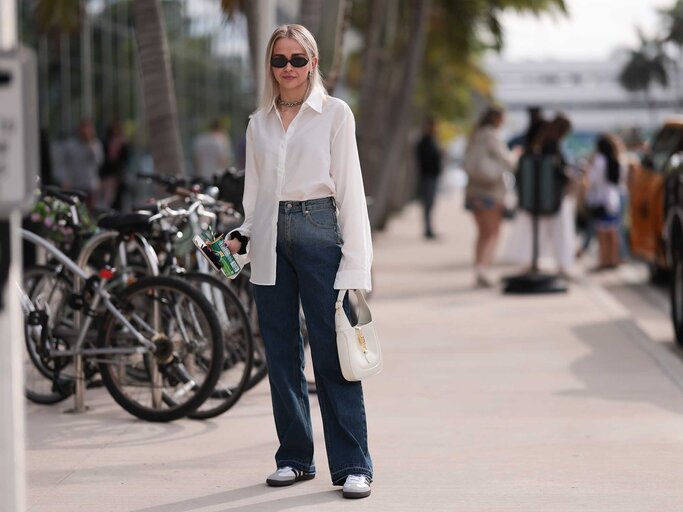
[
  {"x1": 22, "y1": 265, "x2": 75, "y2": 404},
  {"x1": 77, "y1": 230, "x2": 156, "y2": 292},
  {"x1": 183, "y1": 272, "x2": 253, "y2": 419},
  {"x1": 97, "y1": 276, "x2": 223, "y2": 422},
  {"x1": 230, "y1": 270, "x2": 268, "y2": 391}
]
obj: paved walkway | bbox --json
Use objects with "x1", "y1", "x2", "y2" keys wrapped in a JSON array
[{"x1": 25, "y1": 188, "x2": 683, "y2": 511}]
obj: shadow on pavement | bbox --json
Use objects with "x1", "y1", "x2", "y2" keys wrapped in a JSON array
[
  {"x1": 130, "y1": 485, "x2": 340, "y2": 512},
  {"x1": 565, "y1": 318, "x2": 683, "y2": 415},
  {"x1": 26, "y1": 405, "x2": 220, "y2": 450}
]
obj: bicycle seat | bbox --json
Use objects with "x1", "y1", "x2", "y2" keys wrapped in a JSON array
[
  {"x1": 97, "y1": 212, "x2": 153, "y2": 234},
  {"x1": 132, "y1": 203, "x2": 160, "y2": 215}
]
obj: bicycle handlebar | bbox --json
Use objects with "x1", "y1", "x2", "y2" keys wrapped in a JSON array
[{"x1": 41, "y1": 185, "x2": 86, "y2": 206}]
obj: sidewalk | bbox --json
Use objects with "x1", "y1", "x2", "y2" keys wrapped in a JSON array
[{"x1": 25, "y1": 188, "x2": 683, "y2": 512}]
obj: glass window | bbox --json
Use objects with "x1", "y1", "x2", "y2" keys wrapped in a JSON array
[{"x1": 651, "y1": 126, "x2": 683, "y2": 172}]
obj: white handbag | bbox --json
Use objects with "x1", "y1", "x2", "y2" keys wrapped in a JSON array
[{"x1": 335, "y1": 289, "x2": 383, "y2": 381}]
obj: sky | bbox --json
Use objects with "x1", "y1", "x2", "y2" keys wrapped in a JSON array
[{"x1": 497, "y1": 0, "x2": 675, "y2": 61}]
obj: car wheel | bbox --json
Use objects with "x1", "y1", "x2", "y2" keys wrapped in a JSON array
[
  {"x1": 649, "y1": 262, "x2": 669, "y2": 284},
  {"x1": 670, "y1": 252, "x2": 683, "y2": 347}
]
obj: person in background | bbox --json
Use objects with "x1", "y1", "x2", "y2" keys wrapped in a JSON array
[
  {"x1": 61, "y1": 119, "x2": 103, "y2": 209},
  {"x1": 523, "y1": 106, "x2": 545, "y2": 153},
  {"x1": 584, "y1": 134, "x2": 622, "y2": 269},
  {"x1": 463, "y1": 106, "x2": 518, "y2": 287},
  {"x1": 193, "y1": 118, "x2": 233, "y2": 184},
  {"x1": 415, "y1": 116, "x2": 443, "y2": 239},
  {"x1": 99, "y1": 121, "x2": 129, "y2": 210},
  {"x1": 611, "y1": 133, "x2": 631, "y2": 261},
  {"x1": 507, "y1": 105, "x2": 544, "y2": 152},
  {"x1": 225, "y1": 24, "x2": 375, "y2": 499}
]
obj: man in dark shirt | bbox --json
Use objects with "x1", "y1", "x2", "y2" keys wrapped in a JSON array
[{"x1": 415, "y1": 117, "x2": 442, "y2": 239}]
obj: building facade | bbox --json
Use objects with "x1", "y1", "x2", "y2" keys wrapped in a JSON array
[{"x1": 485, "y1": 57, "x2": 681, "y2": 141}]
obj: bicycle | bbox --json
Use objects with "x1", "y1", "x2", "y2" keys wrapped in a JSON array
[
  {"x1": 76, "y1": 177, "x2": 255, "y2": 418},
  {"x1": 20, "y1": 227, "x2": 224, "y2": 422}
]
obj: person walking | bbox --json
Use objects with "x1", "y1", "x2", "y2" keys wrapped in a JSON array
[
  {"x1": 225, "y1": 24, "x2": 374, "y2": 499},
  {"x1": 415, "y1": 116, "x2": 443, "y2": 239},
  {"x1": 463, "y1": 106, "x2": 518, "y2": 287}
]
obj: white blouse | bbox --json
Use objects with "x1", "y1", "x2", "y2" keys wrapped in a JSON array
[{"x1": 232, "y1": 88, "x2": 373, "y2": 291}]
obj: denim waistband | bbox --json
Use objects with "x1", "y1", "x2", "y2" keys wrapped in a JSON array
[{"x1": 278, "y1": 196, "x2": 336, "y2": 213}]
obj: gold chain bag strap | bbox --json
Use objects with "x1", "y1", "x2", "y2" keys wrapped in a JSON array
[{"x1": 335, "y1": 289, "x2": 383, "y2": 381}]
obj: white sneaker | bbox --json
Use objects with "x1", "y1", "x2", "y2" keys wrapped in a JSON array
[
  {"x1": 266, "y1": 466, "x2": 315, "y2": 487},
  {"x1": 342, "y1": 474, "x2": 371, "y2": 499}
]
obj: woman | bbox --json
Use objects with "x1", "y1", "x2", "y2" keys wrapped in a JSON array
[
  {"x1": 584, "y1": 134, "x2": 622, "y2": 269},
  {"x1": 463, "y1": 106, "x2": 517, "y2": 287},
  {"x1": 226, "y1": 25, "x2": 374, "y2": 499}
]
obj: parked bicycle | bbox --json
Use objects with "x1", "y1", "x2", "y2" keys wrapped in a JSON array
[{"x1": 21, "y1": 228, "x2": 224, "y2": 422}]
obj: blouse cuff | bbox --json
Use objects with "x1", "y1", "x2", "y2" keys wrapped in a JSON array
[
  {"x1": 228, "y1": 231, "x2": 249, "y2": 255},
  {"x1": 334, "y1": 269, "x2": 372, "y2": 292}
]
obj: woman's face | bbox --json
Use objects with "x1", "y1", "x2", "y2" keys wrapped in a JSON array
[{"x1": 271, "y1": 37, "x2": 316, "y2": 98}]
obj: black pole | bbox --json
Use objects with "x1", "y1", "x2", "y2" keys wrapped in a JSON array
[{"x1": 531, "y1": 156, "x2": 540, "y2": 273}]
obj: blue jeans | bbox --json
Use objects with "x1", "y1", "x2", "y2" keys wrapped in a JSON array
[{"x1": 252, "y1": 197, "x2": 373, "y2": 485}]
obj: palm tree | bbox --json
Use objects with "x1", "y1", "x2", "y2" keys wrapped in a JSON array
[
  {"x1": 131, "y1": 0, "x2": 185, "y2": 177},
  {"x1": 299, "y1": 0, "x2": 350, "y2": 93},
  {"x1": 220, "y1": 0, "x2": 259, "y2": 85},
  {"x1": 34, "y1": 0, "x2": 82, "y2": 33},
  {"x1": 619, "y1": 32, "x2": 670, "y2": 126}
]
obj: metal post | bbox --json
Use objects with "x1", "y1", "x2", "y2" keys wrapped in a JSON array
[
  {"x1": 0, "y1": 106, "x2": 25, "y2": 512},
  {"x1": 0, "y1": 213, "x2": 26, "y2": 512},
  {"x1": 1, "y1": 2, "x2": 32, "y2": 510},
  {"x1": 0, "y1": 0, "x2": 17, "y2": 49}
]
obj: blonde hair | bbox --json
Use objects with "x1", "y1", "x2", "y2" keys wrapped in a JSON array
[{"x1": 259, "y1": 24, "x2": 327, "y2": 111}]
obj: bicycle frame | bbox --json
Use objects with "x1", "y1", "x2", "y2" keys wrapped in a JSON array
[{"x1": 21, "y1": 228, "x2": 161, "y2": 411}]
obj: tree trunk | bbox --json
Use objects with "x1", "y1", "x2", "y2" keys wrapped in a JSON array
[
  {"x1": 132, "y1": 0, "x2": 185, "y2": 177},
  {"x1": 382, "y1": 0, "x2": 431, "y2": 219},
  {"x1": 299, "y1": 0, "x2": 349, "y2": 94},
  {"x1": 677, "y1": 46, "x2": 683, "y2": 111},
  {"x1": 357, "y1": 0, "x2": 432, "y2": 229},
  {"x1": 356, "y1": 0, "x2": 392, "y2": 224},
  {"x1": 243, "y1": 0, "x2": 260, "y2": 81}
]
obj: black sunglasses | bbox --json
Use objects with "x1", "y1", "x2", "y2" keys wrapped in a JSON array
[{"x1": 270, "y1": 55, "x2": 309, "y2": 68}]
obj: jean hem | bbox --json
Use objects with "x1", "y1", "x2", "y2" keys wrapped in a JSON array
[
  {"x1": 276, "y1": 459, "x2": 316, "y2": 475},
  {"x1": 330, "y1": 466, "x2": 373, "y2": 486}
]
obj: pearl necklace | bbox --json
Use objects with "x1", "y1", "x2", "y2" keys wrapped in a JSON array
[{"x1": 276, "y1": 96, "x2": 304, "y2": 108}]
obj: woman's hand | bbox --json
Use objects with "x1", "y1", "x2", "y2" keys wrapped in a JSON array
[{"x1": 226, "y1": 238, "x2": 242, "y2": 254}]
